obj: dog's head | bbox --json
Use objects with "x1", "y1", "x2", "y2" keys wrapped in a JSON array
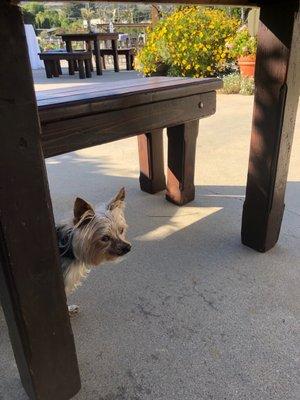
[{"x1": 72, "y1": 188, "x2": 131, "y2": 266}]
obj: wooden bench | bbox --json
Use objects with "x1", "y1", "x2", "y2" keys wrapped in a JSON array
[
  {"x1": 38, "y1": 51, "x2": 92, "y2": 79},
  {"x1": 37, "y1": 77, "x2": 222, "y2": 205},
  {"x1": 99, "y1": 48, "x2": 135, "y2": 70}
]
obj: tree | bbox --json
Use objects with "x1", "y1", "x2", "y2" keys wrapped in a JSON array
[
  {"x1": 80, "y1": 7, "x2": 95, "y2": 32},
  {"x1": 22, "y1": 9, "x2": 35, "y2": 25},
  {"x1": 35, "y1": 10, "x2": 61, "y2": 29},
  {"x1": 61, "y1": 3, "x2": 88, "y2": 20},
  {"x1": 22, "y1": 2, "x2": 45, "y2": 15},
  {"x1": 21, "y1": 2, "x2": 45, "y2": 27}
]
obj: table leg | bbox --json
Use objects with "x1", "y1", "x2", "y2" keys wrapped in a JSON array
[
  {"x1": 242, "y1": 3, "x2": 300, "y2": 252},
  {"x1": 102, "y1": 54, "x2": 106, "y2": 69},
  {"x1": 112, "y1": 39, "x2": 120, "y2": 72},
  {"x1": 51, "y1": 60, "x2": 59, "y2": 77},
  {"x1": 85, "y1": 40, "x2": 93, "y2": 71},
  {"x1": 137, "y1": 130, "x2": 166, "y2": 194},
  {"x1": 0, "y1": 3, "x2": 81, "y2": 399},
  {"x1": 94, "y1": 39, "x2": 103, "y2": 76},
  {"x1": 78, "y1": 59, "x2": 85, "y2": 79},
  {"x1": 44, "y1": 60, "x2": 52, "y2": 78},
  {"x1": 130, "y1": 53, "x2": 135, "y2": 70},
  {"x1": 125, "y1": 52, "x2": 131, "y2": 70},
  {"x1": 85, "y1": 59, "x2": 92, "y2": 78},
  {"x1": 166, "y1": 121, "x2": 199, "y2": 206},
  {"x1": 66, "y1": 40, "x2": 75, "y2": 75},
  {"x1": 57, "y1": 60, "x2": 62, "y2": 75}
]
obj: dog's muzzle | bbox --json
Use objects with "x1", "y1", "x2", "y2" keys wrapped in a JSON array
[{"x1": 117, "y1": 243, "x2": 131, "y2": 255}]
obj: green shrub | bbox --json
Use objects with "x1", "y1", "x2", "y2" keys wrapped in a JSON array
[
  {"x1": 227, "y1": 25, "x2": 257, "y2": 59},
  {"x1": 240, "y1": 75, "x2": 255, "y2": 95},
  {"x1": 136, "y1": 7, "x2": 239, "y2": 77},
  {"x1": 221, "y1": 73, "x2": 241, "y2": 94},
  {"x1": 220, "y1": 73, "x2": 254, "y2": 95}
]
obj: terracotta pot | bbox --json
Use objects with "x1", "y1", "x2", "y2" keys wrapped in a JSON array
[{"x1": 238, "y1": 55, "x2": 256, "y2": 77}]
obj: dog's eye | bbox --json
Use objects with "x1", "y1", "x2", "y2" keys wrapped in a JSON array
[
  {"x1": 101, "y1": 235, "x2": 110, "y2": 242},
  {"x1": 119, "y1": 227, "x2": 124, "y2": 234}
]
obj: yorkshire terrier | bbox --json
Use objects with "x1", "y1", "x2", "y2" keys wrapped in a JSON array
[{"x1": 56, "y1": 187, "x2": 131, "y2": 315}]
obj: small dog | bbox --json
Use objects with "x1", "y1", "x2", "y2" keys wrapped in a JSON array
[{"x1": 56, "y1": 187, "x2": 131, "y2": 315}]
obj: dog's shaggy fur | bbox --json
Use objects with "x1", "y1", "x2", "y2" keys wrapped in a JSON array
[{"x1": 56, "y1": 188, "x2": 131, "y2": 314}]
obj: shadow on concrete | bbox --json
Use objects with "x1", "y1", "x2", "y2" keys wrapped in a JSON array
[{"x1": 1, "y1": 149, "x2": 299, "y2": 400}]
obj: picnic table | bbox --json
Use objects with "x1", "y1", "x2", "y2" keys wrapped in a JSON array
[
  {"x1": 0, "y1": 1, "x2": 299, "y2": 400},
  {"x1": 59, "y1": 32, "x2": 120, "y2": 75}
]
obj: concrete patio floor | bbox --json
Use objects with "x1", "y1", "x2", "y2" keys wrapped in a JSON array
[{"x1": 0, "y1": 69, "x2": 299, "y2": 400}]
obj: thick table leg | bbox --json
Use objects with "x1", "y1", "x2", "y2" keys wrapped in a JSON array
[
  {"x1": 242, "y1": 3, "x2": 300, "y2": 252},
  {"x1": 130, "y1": 54, "x2": 135, "y2": 70},
  {"x1": 112, "y1": 39, "x2": 120, "y2": 72},
  {"x1": 0, "y1": 3, "x2": 81, "y2": 399},
  {"x1": 85, "y1": 40, "x2": 93, "y2": 71},
  {"x1": 78, "y1": 59, "x2": 85, "y2": 79},
  {"x1": 57, "y1": 60, "x2": 62, "y2": 75},
  {"x1": 51, "y1": 60, "x2": 59, "y2": 77},
  {"x1": 137, "y1": 130, "x2": 166, "y2": 194},
  {"x1": 125, "y1": 52, "x2": 131, "y2": 70},
  {"x1": 102, "y1": 54, "x2": 106, "y2": 69},
  {"x1": 44, "y1": 60, "x2": 52, "y2": 78},
  {"x1": 85, "y1": 59, "x2": 92, "y2": 78},
  {"x1": 166, "y1": 121, "x2": 199, "y2": 206},
  {"x1": 94, "y1": 39, "x2": 103, "y2": 76},
  {"x1": 66, "y1": 40, "x2": 75, "y2": 75}
]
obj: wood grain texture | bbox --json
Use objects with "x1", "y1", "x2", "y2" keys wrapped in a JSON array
[
  {"x1": 242, "y1": 1, "x2": 300, "y2": 251},
  {"x1": 37, "y1": 77, "x2": 222, "y2": 121},
  {"x1": 41, "y1": 91, "x2": 217, "y2": 158},
  {"x1": 36, "y1": 77, "x2": 221, "y2": 158},
  {"x1": 166, "y1": 121, "x2": 199, "y2": 206},
  {"x1": 138, "y1": 130, "x2": 166, "y2": 194},
  {"x1": 0, "y1": 3, "x2": 81, "y2": 399}
]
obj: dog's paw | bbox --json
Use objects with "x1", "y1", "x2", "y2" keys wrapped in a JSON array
[{"x1": 68, "y1": 304, "x2": 79, "y2": 317}]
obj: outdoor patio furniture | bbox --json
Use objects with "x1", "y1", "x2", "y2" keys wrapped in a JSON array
[
  {"x1": 38, "y1": 77, "x2": 221, "y2": 206},
  {"x1": 59, "y1": 32, "x2": 120, "y2": 76},
  {"x1": 39, "y1": 51, "x2": 92, "y2": 79},
  {"x1": 1, "y1": 1, "x2": 300, "y2": 400},
  {"x1": 97, "y1": 48, "x2": 135, "y2": 70}
]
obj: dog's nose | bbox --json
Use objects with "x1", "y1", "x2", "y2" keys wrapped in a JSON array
[{"x1": 121, "y1": 243, "x2": 131, "y2": 254}]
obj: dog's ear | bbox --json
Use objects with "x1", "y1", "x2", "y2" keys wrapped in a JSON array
[
  {"x1": 107, "y1": 187, "x2": 125, "y2": 211},
  {"x1": 74, "y1": 197, "x2": 95, "y2": 224}
]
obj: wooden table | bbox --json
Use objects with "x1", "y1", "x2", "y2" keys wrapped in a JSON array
[
  {"x1": 1, "y1": 1, "x2": 299, "y2": 400},
  {"x1": 59, "y1": 32, "x2": 120, "y2": 75}
]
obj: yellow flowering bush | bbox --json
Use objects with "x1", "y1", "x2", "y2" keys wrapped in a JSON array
[{"x1": 135, "y1": 7, "x2": 240, "y2": 78}]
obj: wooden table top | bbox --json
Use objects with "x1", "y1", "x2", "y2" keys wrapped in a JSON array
[
  {"x1": 59, "y1": 32, "x2": 119, "y2": 41},
  {"x1": 37, "y1": 76, "x2": 222, "y2": 123}
]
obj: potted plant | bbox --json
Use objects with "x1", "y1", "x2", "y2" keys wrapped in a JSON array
[{"x1": 228, "y1": 26, "x2": 257, "y2": 77}]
